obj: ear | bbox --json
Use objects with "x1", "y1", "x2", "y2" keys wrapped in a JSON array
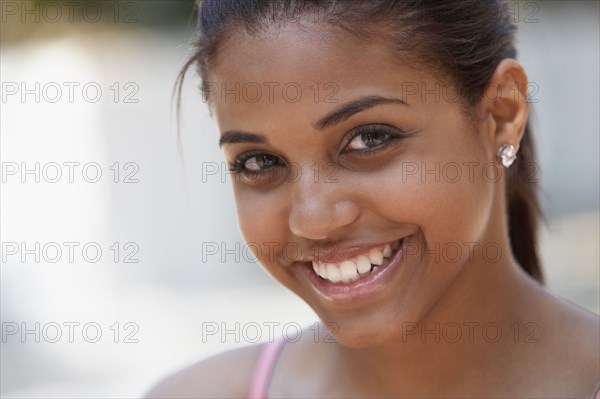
[{"x1": 481, "y1": 59, "x2": 529, "y2": 156}]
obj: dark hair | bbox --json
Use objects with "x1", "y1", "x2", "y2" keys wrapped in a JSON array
[{"x1": 175, "y1": 0, "x2": 544, "y2": 283}]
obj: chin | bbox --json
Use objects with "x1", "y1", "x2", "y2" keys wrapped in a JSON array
[{"x1": 319, "y1": 310, "x2": 422, "y2": 349}]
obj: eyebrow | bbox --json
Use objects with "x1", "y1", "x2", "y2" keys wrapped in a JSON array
[
  {"x1": 218, "y1": 95, "x2": 408, "y2": 147},
  {"x1": 315, "y1": 95, "x2": 408, "y2": 130},
  {"x1": 218, "y1": 130, "x2": 266, "y2": 147}
]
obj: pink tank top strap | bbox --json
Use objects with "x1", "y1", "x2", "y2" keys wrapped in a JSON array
[
  {"x1": 593, "y1": 381, "x2": 600, "y2": 399},
  {"x1": 247, "y1": 336, "x2": 287, "y2": 399}
]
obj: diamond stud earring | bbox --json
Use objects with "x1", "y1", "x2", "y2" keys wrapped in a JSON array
[{"x1": 496, "y1": 144, "x2": 517, "y2": 168}]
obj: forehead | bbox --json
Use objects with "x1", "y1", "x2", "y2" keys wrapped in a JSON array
[{"x1": 208, "y1": 21, "x2": 444, "y2": 130}]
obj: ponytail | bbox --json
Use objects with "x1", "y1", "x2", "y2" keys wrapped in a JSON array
[{"x1": 505, "y1": 120, "x2": 544, "y2": 283}]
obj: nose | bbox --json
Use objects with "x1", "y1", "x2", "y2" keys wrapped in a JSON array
[{"x1": 288, "y1": 165, "x2": 360, "y2": 240}]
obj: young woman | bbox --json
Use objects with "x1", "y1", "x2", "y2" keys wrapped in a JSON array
[{"x1": 147, "y1": 1, "x2": 599, "y2": 397}]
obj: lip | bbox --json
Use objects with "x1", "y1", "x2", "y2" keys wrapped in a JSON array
[
  {"x1": 300, "y1": 234, "x2": 414, "y2": 306},
  {"x1": 305, "y1": 241, "x2": 397, "y2": 264}
]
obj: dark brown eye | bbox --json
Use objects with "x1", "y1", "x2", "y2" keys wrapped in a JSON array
[
  {"x1": 229, "y1": 151, "x2": 285, "y2": 176},
  {"x1": 349, "y1": 131, "x2": 389, "y2": 149},
  {"x1": 243, "y1": 154, "x2": 281, "y2": 172},
  {"x1": 343, "y1": 125, "x2": 403, "y2": 153}
]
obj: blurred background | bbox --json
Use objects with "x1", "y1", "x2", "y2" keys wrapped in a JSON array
[{"x1": 1, "y1": 1, "x2": 598, "y2": 397}]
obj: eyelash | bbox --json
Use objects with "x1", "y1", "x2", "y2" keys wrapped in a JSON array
[
  {"x1": 228, "y1": 124, "x2": 406, "y2": 175},
  {"x1": 341, "y1": 124, "x2": 405, "y2": 154},
  {"x1": 228, "y1": 150, "x2": 277, "y2": 174}
]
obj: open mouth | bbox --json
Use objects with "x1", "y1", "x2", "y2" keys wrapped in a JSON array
[{"x1": 311, "y1": 238, "x2": 404, "y2": 285}]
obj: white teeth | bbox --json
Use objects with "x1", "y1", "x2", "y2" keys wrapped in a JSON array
[
  {"x1": 320, "y1": 264, "x2": 329, "y2": 278},
  {"x1": 316, "y1": 263, "x2": 327, "y2": 278},
  {"x1": 312, "y1": 261, "x2": 324, "y2": 278},
  {"x1": 383, "y1": 244, "x2": 392, "y2": 258},
  {"x1": 312, "y1": 240, "x2": 402, "y2": 283},
  {"x1": 368, "y1": 248, "x2": 384, "y2": 266},
  {"x1": 326, "y1": 264, "x2": 342, "y2": 284},
  {"x1": 340, "y1": 260, "x2": 358, "y2": 283},
  {"x1": 356, "y1": 255, "x2": 371, "y2": 275}
]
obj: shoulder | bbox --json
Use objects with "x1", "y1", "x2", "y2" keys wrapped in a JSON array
[
  {"x1": 533, "y1": 292, "x2": 600, "y2": 396},
  {"x1": 550, "y1": 297, "x2": 599, "y2": 362},
  {"x1": 143, "y1": 343, "x2": 263, "y2": 399}
]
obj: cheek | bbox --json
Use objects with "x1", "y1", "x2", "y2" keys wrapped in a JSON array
[
  {"x1": 357, "y1": 139, "x2": 495, "y2": 252},
  {"x1": 235, "y1": 190, "x2": 274, "y2": 242},
  {"x1": 411, "y1": 170, "x2": 494, "y2": 247},
  {"x1": 233, "y1": 187, "x2": 291, "y2": 267}
]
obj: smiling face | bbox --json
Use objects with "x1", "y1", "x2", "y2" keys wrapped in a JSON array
[{"x1": 209, "y1": 21, "x2": 506, "y2": 347}]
